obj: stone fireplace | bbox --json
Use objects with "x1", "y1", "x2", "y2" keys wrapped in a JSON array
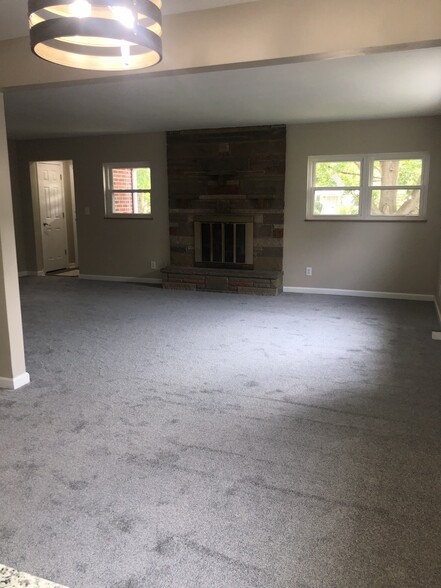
[{"x1": 161, "y1": 125, "x2": 286, "y2": 295}]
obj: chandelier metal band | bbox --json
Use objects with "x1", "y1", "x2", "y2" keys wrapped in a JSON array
[{"x1": 28, "y1": 0, "x2": 163, "y2": 71}]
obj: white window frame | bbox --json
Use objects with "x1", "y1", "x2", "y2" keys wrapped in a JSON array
[
  {"x1": 103, "y1": 162, "x2": 152, "y2": 219},
  {"x1": 306, "y1": 152, "x2": 429, "y2": 221}
]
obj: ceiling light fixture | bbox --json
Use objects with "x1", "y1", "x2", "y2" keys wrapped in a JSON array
[
  {"x1": 70, "y1": 0, "x2": 92, "y2": 18},
  {"x1": 28, "y1": 0, "x2": 162, "y2": 71}
]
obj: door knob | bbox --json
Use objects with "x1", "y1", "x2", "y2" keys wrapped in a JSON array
[{"x1": 43, "y1": 222, "x2": 49, "y2": 227}]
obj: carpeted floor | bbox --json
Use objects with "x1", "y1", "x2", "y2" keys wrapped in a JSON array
[{"x1": 0, "y1": 277, "x2": 440, "y2": 588}]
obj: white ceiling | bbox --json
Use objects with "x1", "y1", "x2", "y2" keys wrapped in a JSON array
[
  {"x1": 4, "y1": 47, "x2": 441, "y2": 139},
  {"x1": 1, "y1": 1, "x2": 441, "y2": 138}
]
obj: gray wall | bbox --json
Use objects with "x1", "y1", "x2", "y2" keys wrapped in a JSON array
[
  {"x1": 436, "y1": 242, "x2": 441, "y2": 320},
  {"x1": 284, "y1": 117, "x2": 441, "y2": 295},
  {"x1": 9, "y1": 118, "x2": 441, "y2": 298},
  {"x1": 11, "y1": 133, "x2": 169, "y2": 279}
]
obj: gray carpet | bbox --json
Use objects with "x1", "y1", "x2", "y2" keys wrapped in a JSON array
[{"x1": 0, "y1": 277, "x2": 440, "y2": 588}]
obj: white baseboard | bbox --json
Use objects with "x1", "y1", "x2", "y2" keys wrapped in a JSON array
[
  {"x1": 0, "y1": 372, "x2": 30, "y2": 390},
  {"x1": 435, "y1": 297, "x2": 441, "y2": 324},
  {"x1": 283, "y1": 286, "x2": 434, "y2": 302},
  {"x1": 433, "y1": 298, "x2": 441, "y2": 340},
  {"x1": 79, "y1": 274, "x2": 162, "y2": 285},
  {"x1": 20, "y1": 271, "x2": 161, "y2": 285}
]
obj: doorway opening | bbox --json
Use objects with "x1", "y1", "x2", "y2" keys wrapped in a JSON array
[{"x1": 30, "y1": 160, "x2": 79, "y2": 276}]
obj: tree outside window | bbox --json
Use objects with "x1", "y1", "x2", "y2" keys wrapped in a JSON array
[{"x1": 307, "y1": 153, "x2": 428, "y2": 220}]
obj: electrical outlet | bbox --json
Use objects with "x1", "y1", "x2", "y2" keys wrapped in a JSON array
[
  {"x1": 150, "y1": 261, "x2": 157, "y2": 270},
  {"x1": 305, "y1": 266, "x2": 312, "y2": 276}
]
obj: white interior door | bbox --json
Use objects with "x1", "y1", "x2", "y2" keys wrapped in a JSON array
[{"x1": 37, "y1": 162, "x2": 68, "y2": 273}]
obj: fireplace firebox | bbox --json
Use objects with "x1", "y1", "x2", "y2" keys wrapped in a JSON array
[{"x1": 194, "y1": 216, "x2": 253, "y2": 268}]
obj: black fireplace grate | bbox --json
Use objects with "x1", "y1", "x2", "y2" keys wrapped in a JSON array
[{"x1": 201, "y1": 222, "x2": 246, "y2": 265}]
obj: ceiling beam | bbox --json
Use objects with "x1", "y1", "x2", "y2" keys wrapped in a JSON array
[{"x1": 1, "y1": 0, "x2": 441, "y2": 90}]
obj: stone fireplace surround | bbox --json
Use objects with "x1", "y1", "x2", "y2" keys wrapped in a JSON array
[{"x1": 161, "y1": 125, "x2": 286, "y2": 295}]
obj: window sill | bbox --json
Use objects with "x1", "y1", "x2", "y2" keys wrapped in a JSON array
[
  {"x1": 105, "y1": 215, "x2": 153, "y2": 220},
  {"x1": 304, "y1": 217, "x2": 427, "y2": 222}
]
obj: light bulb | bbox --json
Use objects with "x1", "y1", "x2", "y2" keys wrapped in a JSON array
[
  {"x1": 111, "y1": 6, "x2": 136, "y2": 29},
  {"x1": 70, "y1": 0, "x2": 91, "y2": 18},
  {"x1": 121, "y1": 41, "x2": 131, "y2": 67}
]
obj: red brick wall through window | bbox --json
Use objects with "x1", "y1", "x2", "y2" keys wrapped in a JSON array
[{"x1": 112, "y1": 168, "x2": 134, "y2": 213}]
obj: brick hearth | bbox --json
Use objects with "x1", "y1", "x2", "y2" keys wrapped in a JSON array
[{"x1": 161, "y1": 266, "x2": 283, "y2": 296}]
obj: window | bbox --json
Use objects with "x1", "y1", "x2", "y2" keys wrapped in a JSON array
[
  {"x1": 307, "y1": 153, "x2": 429, "y2": 220},
  {"x1": 104, "y1": 163, "x2": 152, "y2": 218}
]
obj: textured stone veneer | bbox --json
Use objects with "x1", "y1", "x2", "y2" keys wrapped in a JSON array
[
  {"x1": 166, "y1": 125, "x2": 286, "y2": 273},
  {"x1": 162, "y1": 266, "x2": 283, "y2": 296},
  {"x1": 164, "y1": 126, "x2": 286, "y2": 294}
]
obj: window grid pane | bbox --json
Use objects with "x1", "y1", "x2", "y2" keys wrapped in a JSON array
[
  {"x1": 371, "y1": 159, "x2": 423, "y2": 187},
  {"x1": 370, "y1": 189, "x2": 421, "y2": 217},
  {"x1": 112, "y1": 192, "x2": 134, "y2": 214},
  {"x1": 314, "y1": 161, "x2": 361, "y2": 188},
  {"x1": 135, "y1": 192, "x2": 151, "y2": 214},
  {"x1": 313, "y1": 189, "x2": 360, "y2": 216},
  {"x1": 111, "y1": 191, "x2": 151, "y2": 215}
]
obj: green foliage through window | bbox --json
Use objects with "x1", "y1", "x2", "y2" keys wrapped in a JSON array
[
  {"x1": 136, "y1": 192, "x2": 151, "y2": 214},
  {"x1": 371, "y1": 159, "x2": 422, "y2": 187},
  {"x1": 308, "y1": 155, "x2": 427, "y2": 219},
  {"x1": 135, "y1": 168, "x2": 151, "y2": 190},
  {"x1": 315, "y1": 161, "x2": 361, "y2": 188}
]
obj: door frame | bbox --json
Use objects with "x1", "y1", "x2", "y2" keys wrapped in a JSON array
[
  {"x1": 30, "y1": 160, "x2": 77, "y2": 274},
  {"x1": 68, "y1": 162, "x2": 79, "y2": 268}
]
